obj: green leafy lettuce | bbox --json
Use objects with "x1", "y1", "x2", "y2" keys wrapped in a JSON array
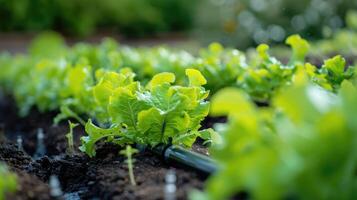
[{"x1": 80, "y1": 69, "x2": 210, "y2": 157}]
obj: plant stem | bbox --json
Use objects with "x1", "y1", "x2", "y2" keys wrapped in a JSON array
[
  {"x1": 66, "y1": 121, "x2": 78, "y2": 156},
  {"x1": 160, "y1": 116, "x2": 167, "y2": 143},
  {"x1": 127, "y1": 151, "x2": 136, "y2": 186},
  {"x1": 66, "y1": 132, "x2": 74, "y2": 155},
  {"x1": 121, "y1": 145, "x2": 138, "y2": 186}
]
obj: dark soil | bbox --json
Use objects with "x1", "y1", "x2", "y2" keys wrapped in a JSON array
[
  {"x1": 0, "y1": 142, "x2": 51, "y2": 200},
  {"x1": 0, "y1": 93, "x2": 219, "y2": 200}
]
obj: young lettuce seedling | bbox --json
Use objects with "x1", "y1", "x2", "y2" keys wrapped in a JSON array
[
  {"x1": 120, "y1": 145, "x2": 139, "y2": 186},
  {"x1": 66, "y1": 121, "x2": 79, "y2": 156}
]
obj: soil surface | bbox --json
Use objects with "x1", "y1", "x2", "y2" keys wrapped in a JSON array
[{"x1": 0, "y1": 93, "x2": 220, "y2": 200}]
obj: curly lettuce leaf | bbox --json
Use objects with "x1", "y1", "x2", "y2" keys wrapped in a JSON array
[
  {"x1": 286, "y1": 34, "x2": 310, "y2": 63},
  {"x1": 79, "y1": 119, "x2": 122, "y2": 157},
  {"x1": 186, "y1": 68, "x2": 207, "y2": 86},
  {"x1": 108, "y1": 87, "x2": 148, "y2": 131},
  {"x1": 320, "y1": 55, "x2": 354, "y2": 90}
]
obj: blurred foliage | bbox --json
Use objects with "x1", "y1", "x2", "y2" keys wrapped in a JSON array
[
  {"x1": 195, "y1": 0, "x2": 357, "y2": 49},
  {"x1": 0, "y1": 164, "x2": 17, "y2": 200},
  {"x1": 0, "y1": 0, "x2": 196, "y2": 37},
  {"x1": 192, "y1": 73, "x2": 357, "y2": 200}
]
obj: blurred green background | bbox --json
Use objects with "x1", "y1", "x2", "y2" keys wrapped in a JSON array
[
  {"x1": 0, "y1": 0, "x2": 196, "y2": 37},
  {"x1": 0, "y1": 0, "x2": 357, "y2": 49}
]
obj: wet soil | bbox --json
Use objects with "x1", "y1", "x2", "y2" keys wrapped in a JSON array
[{"x1": 0, "y1": 94, "x2": 219, "y2": 200}]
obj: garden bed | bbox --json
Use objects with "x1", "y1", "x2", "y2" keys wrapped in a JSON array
[
  {"x1": 0, "y1": 94, "x2": 213, "y2": 200},
  {"x1": 1, "y1": 33, "x2": 356, "y2": 200}
]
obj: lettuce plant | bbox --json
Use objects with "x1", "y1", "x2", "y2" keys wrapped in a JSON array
[
  {"x1": 237, "y1": 43, "x2": 294, "y2": 102},
  {"x1": 80, "y1": 69, "x2": 210, "y2": 157},
  {"x1": 237, "y1": 35, "x2": 355, "y2": 103},
  {"x1": 194, "y1": 42, "x2": 245, "y2": 94}
]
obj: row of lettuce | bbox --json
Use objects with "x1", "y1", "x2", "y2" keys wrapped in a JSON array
[
  {"x1": 0, "y1": 33, "x2": 356, "y2": 199},
  {"x1": 1, "y1": 33, "x2": 354, "y2": 115}
]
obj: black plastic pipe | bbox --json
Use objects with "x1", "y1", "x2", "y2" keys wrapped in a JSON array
[{"x1": 151, "y1": 144, "x2": 217, "y2": 175}]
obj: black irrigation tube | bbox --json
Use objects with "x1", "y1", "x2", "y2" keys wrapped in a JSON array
[{"x1": 149, "y1": 144, "x2": 217, "y2": 175}]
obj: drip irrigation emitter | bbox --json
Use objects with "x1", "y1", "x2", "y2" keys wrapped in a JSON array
[
  {"x1": 33, "y1": 128, "x2": 46, "y2": 159},
  {"x1": 139, "y1": 144, "x2": 217, "y2": 175},
  {"x1": 164, "y1": 169, "x2": 177, "y2": 200},
  {"x1": 16, "y1": 135, "x2": 23, "y2": 151},
  {"x1": 49, "y1": 175, "x2": 63, "y2": 198}
]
